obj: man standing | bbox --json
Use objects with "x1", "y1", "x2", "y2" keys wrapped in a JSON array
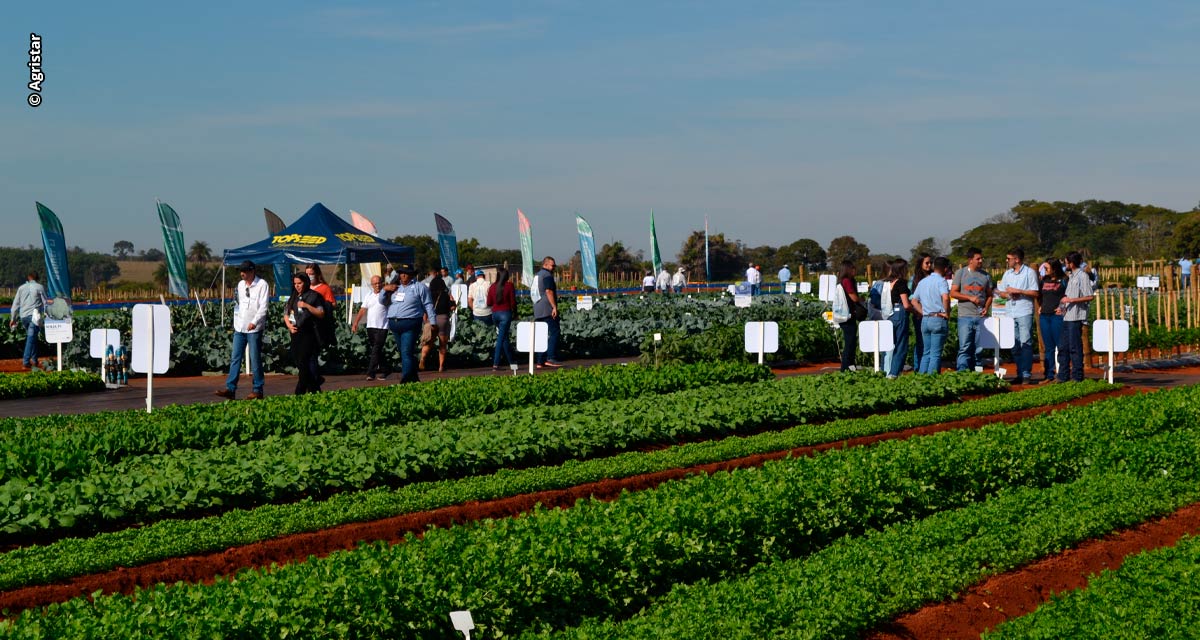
[
  {"x1": 1057, "y1": 252, "x2": 1095, "y2": 382},
  {"x1": 671, "y1": 267, "x2": 686, "y2": 293},
  {"x1": 216, "y1": 261, "x2": 268, "y2": 400},
  {"x1": 996, "y1": 247, "x2": 1040, "y2": 384},
  {"x1": 911, "y1": 257, "x2": 952, "y2": 374},
  {"x1": 656, "y1": 267, "x2": 671, "y2": 294},
  {"x1": 745, "y1": 263, "x2": 758, "y2": 295},
  {"x1": 1180, "y1": 256, "x2": 1193, "y2": 289},
  {"x1": 8, "y1": 271, "x2": 48, "y2": 369},
  {"x1": 950, "y1": 248, "x2": 994, "y2": 372},
  {"x1": 534, "y1": 256, "x2": 564, "y2": 367},
  {"x1": 467, "y1": 270, "x2": 493, "y2": 325},
  {"x1": 777, "y1": 264, "x2": 791, "y2": 293},
  {"x1": 352, "y1": 275, "x2": 391, "y2": 381},
  {"x1": 381, "y1": 264, "x2": 436, "y2": 383}
]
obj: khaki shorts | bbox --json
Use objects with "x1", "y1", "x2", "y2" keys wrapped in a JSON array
[{"x1": 420, "y1": 314, "x2": 451, "y2": 346}]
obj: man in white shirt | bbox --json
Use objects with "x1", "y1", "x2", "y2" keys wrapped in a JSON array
[
  {"x1": 217, "y1": 261, "x2": 269, "y2": 399},
  {"x1": 996, "y1": 247, "x2": 1040, "y2": 384},
  {"x1": 642, "y1": 272, "x2": 655, "y2": 293},
  {"x1": 467, "y1": 270, "x2": 493, "y2": 325},
  {"x1": 352, "y1": 275, "x2": 391, "y2": 380},
  {"x1": 671, "y1": 267, "x2": 685, "y2": 293},
  {"x1": 8, "y1": 270, "x2": 48, "y2": 369},
  {"x1": 746, "y1": 263, "x2": 761, "y2": 295},
  {"x1": 656, "y1": 268, "x2": 671, "y2": 294}
]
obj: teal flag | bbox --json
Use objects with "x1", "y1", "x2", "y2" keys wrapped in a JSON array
[
  {"x1": 434, "y1": 213, "x2": 459, "y2": 274},
  {"x1": 576, "y1": 214, "x2": 599, "y2": 289},
  {"x1": 35, "y1": 202, "x2": 71, "y2": 298},
  {"x1": 156, "y1": 200, "x2": 189, "y2": 298},
  {"x1": 517, "y1": 209, "x2": 539, "y2": 303},
  {"x1": 650, "y1": 210, "x2": 663, "y2": 275}
]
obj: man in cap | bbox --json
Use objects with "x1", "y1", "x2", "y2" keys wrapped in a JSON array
[
  {"x1": 381, "y1": 263, "x2": 437, "y2": 383},
  {"x1": 216, "y1": 260, "x2": 269, "y2": 400},
  {"x1": 467, "y1": 269, "x2": 493, "y2": 325}
]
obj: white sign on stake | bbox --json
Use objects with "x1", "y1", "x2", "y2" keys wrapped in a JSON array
[
  {"x1": 857, "y1": 320, "x2": 895, "y2": 372},
  {"x1": 744, "y1": 321, "x2": 779, "y2": 365},
  {"x1": 799, "y1": 281, "x2": 813, "y2": 294},
  {"x1": 980, "y1": 316, "x2": 1015, "y2": 378},
  {"x1": 817, "y1": 274, "x2": 838, "y2": 303},
  {"x1": 43, "y1": 319, "x2": 73, "y2": 372},
  {"x1": 784, "y1": 282, "x2": 797, "y2": 294},
  {"x1": 515, "y1": 321, "x2": 548, "y2": 375},
  {"x1": 856, "y1": 281, "x2": 869, "y2": 294},
  {"x1": 90, "y1": 328, "x2": 122, "y2": 387},
  {"x1": 734, "y1": 294, "x2": 752, "y2": 308},
  {"x1": 131, "y1": 304, "x2": 171, "y2": 413},
  {"x1": 576, "y1": 295, "x2": 594, "y2": 310},
  {"x1": 1092, "y1": 319, "x2": 1130, "y2": 384}
]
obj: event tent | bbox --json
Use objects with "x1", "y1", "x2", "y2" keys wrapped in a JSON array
[{"x1": 222, "y1": 202, "x2": 414, "y2": 266}]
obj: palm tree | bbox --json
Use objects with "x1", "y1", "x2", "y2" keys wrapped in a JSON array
[{"x1": 188, "y1": 240, "x2": 213, "y2": 263}]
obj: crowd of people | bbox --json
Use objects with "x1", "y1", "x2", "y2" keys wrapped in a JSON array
[{"x1": 833, "y1": 247, "x2": 1098, "y2": 383}]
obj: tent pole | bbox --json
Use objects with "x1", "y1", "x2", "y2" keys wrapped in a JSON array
[{"x1": 221, "y1": 250, "x2": 226, "y2": 325}]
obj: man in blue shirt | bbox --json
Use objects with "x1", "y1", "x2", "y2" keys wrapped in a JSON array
[
  {"x1": 1180, "y1": 257, "x2": 1193, "y2": 289},
  {"x1": 380, "y1": 263, "x2": 436, "y2": 383},
  {"x1": 8, "y1": 271, "x2": 48, "y2": 369},
  {"x1": 777, "y1": 264, "x2": 791, "y2": 293}
]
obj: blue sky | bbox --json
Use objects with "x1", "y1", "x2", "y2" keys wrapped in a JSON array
[{"x1": 4, "y1": 1, "x2": 1199, "y2": 265}]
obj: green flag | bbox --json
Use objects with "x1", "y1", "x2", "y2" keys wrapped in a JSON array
[
  {"x1": 650, "y1": 210, "x2": 663, "y2": 275},
  {"x1": 35, "y1": 202, "x2": 71, "y2": 299},
  {"x1": 157, "y1": 200, "x2": 189, "y2": 298}
]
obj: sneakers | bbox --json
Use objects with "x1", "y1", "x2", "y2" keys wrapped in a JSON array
[
  {"x1": 214, "y1": 389, "x2": 235, "y2": 400},
  {"x1": 543, "y1": 361, "x2": 564, "y2": 367},
  {"x1": 246, "y1": 392, "x2": 264, "y2": 400},
  {"x1": 365, "y1": 375, "x2": 377, "y2": 381}
]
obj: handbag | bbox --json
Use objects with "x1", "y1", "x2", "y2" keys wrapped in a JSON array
[{"x1": 851, "y1": 301, "x2": 869, "y2": 322}]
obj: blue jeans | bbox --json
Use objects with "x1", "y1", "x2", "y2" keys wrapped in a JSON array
[
  {"x1": 492, "y1": 310, "x2": 514, "y2": 366},
  {"x1": 225, "y1": 331, "x2": 264, "y2": 394},
  {"x1": 1012, "y1": 314, "x2": 1035, "y2": 380},
  {"x1": 920, "y1": 317, "x2": 948, "y2": 374},
  {"x1": 472, "y1": 314, "x2": 494, "y2": 326},
  {"x1": 20, "y1": 316, "x2": 39, "y2": 366},
  {"x1": 388, "y1": 317, "x2": 423, "y2": 383},
  {"x1": 1039, "y1": 314, "x2": 1063, "y2": 380},
  {"x1": 956, "y1": 316, "x2": 984, "y2": 371},
  {"x1": 1057, "y1": 320, "x2": 1086, "y2": 382},
  {"x1": 535, "y1": 316, "x2": 561, "y2": 364},
  {"x1": 887, "y1": 307, "x2": 909, "y2": 377}
]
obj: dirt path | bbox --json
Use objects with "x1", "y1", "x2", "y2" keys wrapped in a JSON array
[{"x1": 0, "y1": 389, "x2": 1131, "y2": 613}]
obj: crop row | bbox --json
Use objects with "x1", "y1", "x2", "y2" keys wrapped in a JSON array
[
  {"x1": 984, "y1": 532, "x2": 1200, "y2": 639},
  {"x1": 0, "y1": 361, "x2": 770, "y2": 484},
  {"x1": 0, "y1": 372, "x2": 1003, "y2": 541},
  {"x1": 3, "y1": 384, "x2": 1192, "y2": 638},
  {"x1": 0, "y1": 371, "x2": 104, "y2": 401},
  {"x1": 0, "y1": 380, "x2": 1108, "y2": 592}
]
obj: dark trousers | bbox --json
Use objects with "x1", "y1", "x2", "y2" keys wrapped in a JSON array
[
  {"x1": 365, "y1": 327, "x2": 391, "y2": 377},
  {"x1": 291, "y1": 331, "x2": 321, "y2": 394},
  {"x1": 388, "y1": 317, "x2": 423, "y2": 383},
  {"x1": 1057, "y1": 320, "x2": 1086, "y2": 382},
  {"x1": 535, "y1": 316, "x2": 561, "y2": 364},
  {"x1": 839, "y1": 320, "x2": 858, "y2": 372}
]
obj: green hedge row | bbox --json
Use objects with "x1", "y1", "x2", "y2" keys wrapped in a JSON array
[
  {"x1": 0, "y1": 362, "x2": 771, "y2": 484},
  {"x1": 0, "y1": 380, "x2": 1107, "y2": 592},
  {"x1": 2, "y1": 383, "x2": 1188, "y2": 639},
  {"x1": 0, "y1": 372, "x2": 1002, "y2": 542},
  {"x1": 0, "y1": 371, "x2": 103, "y2": 401}
]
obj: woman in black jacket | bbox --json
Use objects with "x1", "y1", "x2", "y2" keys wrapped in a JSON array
[{"x1": 283, "y1": 273, "x2": 327, "y2": 394}]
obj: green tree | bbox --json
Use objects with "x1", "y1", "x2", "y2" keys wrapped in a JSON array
[
  {"x1": 910, "y1": 237, "x2": 946, "y2": 263},
  {"x1": 826, "y1": 235, "x2": 870, "y2": 269},
  {"x1": 1173, "y1": 213, "x2": 1200, "y2": 258},
  {"x1": 187, "y1": 240, "x2": 213, "y2": 263},
  {"x1": 596, "y1": 241, "x2": 643, "y2": 275},
  {"x1": 775, "y1": 238, "x2": 827, "y2": 273},
  {"x1": 389, "y1": 234, "x2": 440, "y2": 272},
  {"x1": 141, "y1": 248, "x2": 165, "y2": 262},
  {"x1": 112, "y1": 240, "x2": 134, "y2": 259},
  {"x1": 676, "y1": 230, "x2": 741, "y2": 281}
]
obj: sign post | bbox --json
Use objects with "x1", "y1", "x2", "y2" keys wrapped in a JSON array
[
  {"x1": 132, "y1": 304, "x2": 170, "y2": 413},
  {"x1": 857, "y1": 320, "x2": 895, "y2": 372},
  {"x1": 980, "y1": 316, "x2": 1016, "y2": 378},
  {"x1": 43, "y1": 319, "x2": 73, "y2": 371},
  {"x1": 744, "y1": 321, "x2": 779, "y2": 365},
  {"x1": 516, "y1": 321, "x2": 548, "y2": 375},
  {"x1": 90, "y1": 328, "x2": 121, "y2": 388},
  {"x1": 1092, "y1": 319, "x2": 1130, "y2": 384}
]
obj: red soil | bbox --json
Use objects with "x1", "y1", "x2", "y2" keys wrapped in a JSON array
[{"x1": 0, "y1": 388, "x2": 1131, "y2": 614}]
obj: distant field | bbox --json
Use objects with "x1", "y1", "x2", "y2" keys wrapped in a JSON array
[{"x1": 112, "y1": 260, "x2": 162, "y2": 284}]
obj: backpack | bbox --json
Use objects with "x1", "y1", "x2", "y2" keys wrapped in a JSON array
[
  {"x1": 879, "y1": 280, "x2": 895, "y2": 320},
  {"x1": 316, "y1": 297, "x2": 337, "y2": 351},
  {"x1": 868, "y1": 280, "x2": 885, "y2": 320}
]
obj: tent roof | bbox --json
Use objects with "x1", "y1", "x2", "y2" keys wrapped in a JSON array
[{"x1": 223, "y1": 203, "x2": 413, "y2": 266}]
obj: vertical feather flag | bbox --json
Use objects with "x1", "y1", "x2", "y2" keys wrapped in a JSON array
[
  {"x1": 349, "y1": 210, "x2": 383, "y2": 287},
  {"x1": 517, "y1": 209, "x2": 539, "y2": 303},
  {"x1": 263, "y1": 208, "x2": 292, "y2": 292},
  {"x1": 156, "y1": 200, "x2": 189, "y2": 298},
  {"x1": 704, "y1": 215, "x2": 711, "y2": 282},
  {"x1": 576, "y1": 214, "x2": 599, "y2": 289},
  {"x1": 34, "y1": 202, "x2": 71, "y2": 298},
  {"x1": 650, "y1": 210, "x2": 663, "y2": 276},
  {"x1": 433, "y1": 213, "x2": 459, "y2": 274}
]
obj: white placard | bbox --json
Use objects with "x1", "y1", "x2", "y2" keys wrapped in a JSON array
[
  {"x1": 744, "y1": 321, "x2": 779, "y2": 354},
  {"x1": 784, "y1": 282, "x2": 797, "y2": 294},
  {"x1": 515, "y1": 321, "x2": 548, "y2": 353},
  {"x1": 43, "y1": 319, "x2": 73, "y2": 344},
  {"x1": 857, "y1": 320, "x2": 895, "y2": 352},
  {"x1": 979, "y1": 316, "x2": 1016, "y2": 349},
  {"x1": 1092, "y1": 320, "x2": 1130, "y2": 352},
  {"x1": 451, "y1": 283, "x2": 469, "y2": 309},
  {"x1": 857, "y1": 282, "x2": 869, "y2": 294},
  {"x1": 90, "y1": 328, "x2": 121, "y2": 358},
  {"x1": 576, "y1": 295, "x2": 594, "y2": 310},
  {"x1": 799, "y1": 282, "x2": 812, "y2": 294},
  {"x1": 818, "y1": 274, "x2": 838, "y2": 303},
  {"x1": 1137, "y1": 276, "x2": 1160, "y2": 289},
  {"x1": 734, "y1": 294, "x2": 752, "y2": 308},
  {"x1": 131, "y1": 304, "x2": 171, "y2": 374}
]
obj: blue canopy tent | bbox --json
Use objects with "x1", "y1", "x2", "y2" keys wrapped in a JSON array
[{"x1": 220, "y1": 203, "x2": 413, "y2": 320}]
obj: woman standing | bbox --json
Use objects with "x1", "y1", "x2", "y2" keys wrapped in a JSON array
[
  {"x1": 885, "y1": 259, "x2": 913, "y2": 379},
  {"x1": 837, "y1": 260, "x2": 862, "y2": 372},
  {"x1": 283, "y1": 273, "x2": 326, "y2": 394},
  {"x1": 909, "y1": 253, "x2": 933, "y2": 370},
  {"x1": 1037, "y1": 259, "x2": 1067, "y2": 382},
  {"x1": 487, "y1": 268, "x2": 517, "y2": 370},
  {"x1": 305, "y1": 264, "x2": 336, "y2": 304}
]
